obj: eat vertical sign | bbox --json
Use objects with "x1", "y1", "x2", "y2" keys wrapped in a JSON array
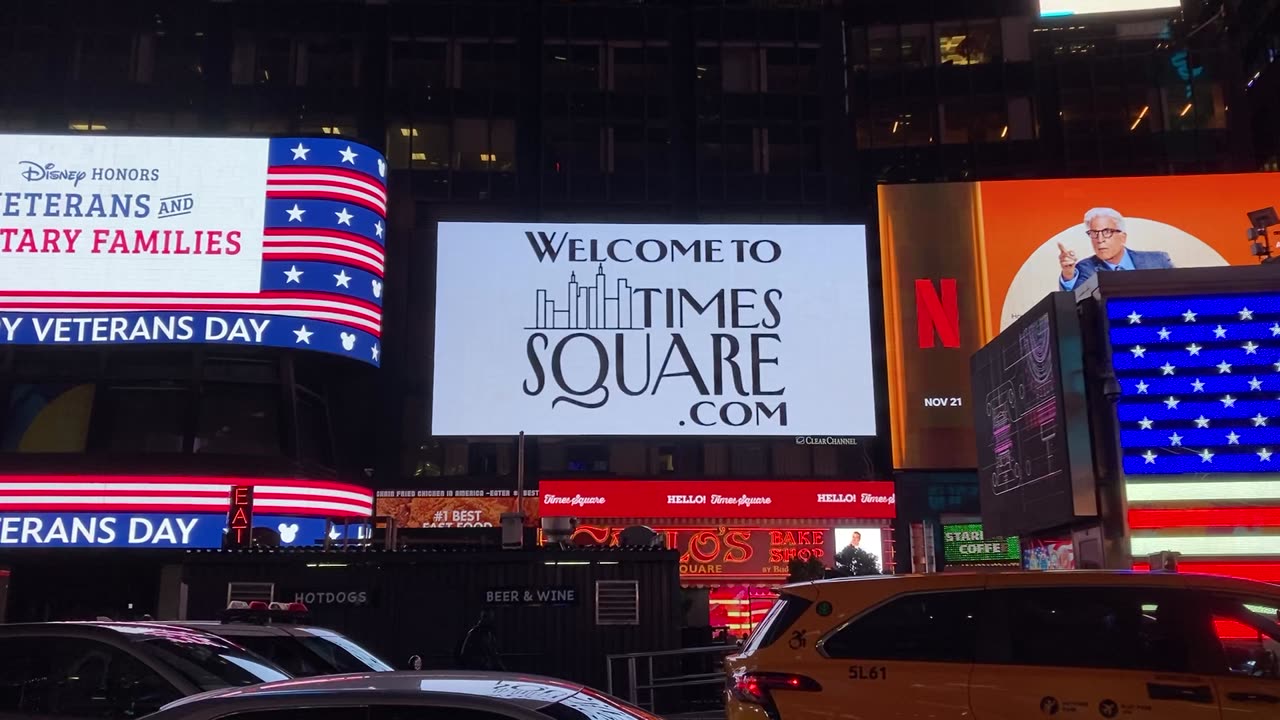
[{"x1": 225, "y1": 485, "x2": 254, "y2": 548}]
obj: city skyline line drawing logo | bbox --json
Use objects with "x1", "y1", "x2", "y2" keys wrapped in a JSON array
[{"x1": 528, "y1": 264, "x2": 641, "y2": 331}]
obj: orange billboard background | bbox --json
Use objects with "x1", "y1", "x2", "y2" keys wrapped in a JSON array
[
  {"x1": 880, "y1": 172, "x2": 1280, "y2": 470},
  {"x1": 978, "y1": 173, "x2": 1280, "y2": 335}
]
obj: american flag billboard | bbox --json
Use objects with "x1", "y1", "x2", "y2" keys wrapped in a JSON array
[
  {"x1": 0, "y1": 135, "x2": 386, "y2": 366},
  {"x1": 1109, "y1": 290, "x2": 1280, "y2": 559},
  {"x1": 1110, "y1": 292, "x2": 1278, "y2": 475}
]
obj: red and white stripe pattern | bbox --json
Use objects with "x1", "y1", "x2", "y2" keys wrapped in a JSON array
[
  {"x1": 1126, "y1": 476, "x2": 1280, "y2": 570},
  {"x1": 0, "y1": 475, "x2": 374, "y2": 519},
  {"x1": 262, "y1": 228, "x2": 385, "y2": 277},
  {"x1": 267, "y1": 166, "x2": 388, "y2": 216}
]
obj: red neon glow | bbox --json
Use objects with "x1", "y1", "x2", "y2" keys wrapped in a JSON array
[
  {"x1": 711, "y1": 586, "x2": 778, "y2": 635},
  {"x1": 567, "y1": 525, "x2": 835, "y2": 583},
  {"x1": 1214, "y1": 618, "x2": 1261, "y2": 641},
  {"x1": 0, "y1": 474, "x2": 374, "y2": 518},
  {"x1": 226, "y1": 486, "x2": 254, "y2": 547},
  {"x1": 1133, "y1": 562, "x2": 1280, "y2": 583},
  {"x1": 1128, "y1": 507, "x2": 1280, "y2": 529}
]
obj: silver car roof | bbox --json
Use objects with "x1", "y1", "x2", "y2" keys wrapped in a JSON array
[{"x1": 162, "y1": 670, "x2": 585, "y2": 709}]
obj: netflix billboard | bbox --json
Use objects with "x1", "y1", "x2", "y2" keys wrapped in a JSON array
[
  {"x1": 879, "y1": 174, "x2": 1280, "y2": 469},
  {"x1": 538, "y1": 480, "x2": 896, "y2": 520}
]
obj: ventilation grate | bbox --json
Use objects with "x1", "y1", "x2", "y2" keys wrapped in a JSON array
[
  {"x1": 595, "y1": 580, "x2": 640, "y2": 626},
  {"x1": 227, "y1": 582, "x2": 274, "y2": 606}
]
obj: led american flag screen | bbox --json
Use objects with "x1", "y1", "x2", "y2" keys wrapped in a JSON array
[
  {"x1": 0, "y1": 135, "x2": 386, "y2": 366},
  {"x1": 1110, "y1": 292, "x2": 1279, "y2": 475}
]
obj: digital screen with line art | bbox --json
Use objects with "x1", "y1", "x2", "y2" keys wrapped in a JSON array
[
  {"x1": 984, "y1": 312, "x2": 1061, "y2": 496},
  {"x1": 973, "y1": 292, "x2": 1087, "y2": 537}
]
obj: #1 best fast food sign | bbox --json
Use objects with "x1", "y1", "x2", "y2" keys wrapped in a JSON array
[{"x1": 0, "y1": 134, "x2": 388, "y2": 366}]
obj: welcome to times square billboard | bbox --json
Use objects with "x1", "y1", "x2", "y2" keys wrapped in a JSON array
[
  {"x1": 431, "y1": 222, "x2": 879, "y2": 437},
  {"x1": 0, "y1": 134, "x2": 388, "y2": 365}
]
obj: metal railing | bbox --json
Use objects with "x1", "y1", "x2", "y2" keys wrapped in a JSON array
[{"x1": 605, "y1": 645, "x2": 737, "y2": 716}]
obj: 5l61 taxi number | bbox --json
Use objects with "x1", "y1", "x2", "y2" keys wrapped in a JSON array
[{"x1": 849, "y1": 665, "x2": 887, "y2": 680}]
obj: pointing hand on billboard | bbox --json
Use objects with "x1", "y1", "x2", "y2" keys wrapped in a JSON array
[{"x1": 1057, "y1": 242, "x2": 1078, "y2": 281}]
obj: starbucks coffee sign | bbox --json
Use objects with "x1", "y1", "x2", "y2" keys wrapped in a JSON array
[{"x1": 942, "y1": 523, "x2": 1020, "y2": 563}]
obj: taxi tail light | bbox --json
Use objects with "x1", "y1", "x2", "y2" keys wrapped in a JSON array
[{"x1": 729, "y1": 672, "x2": 822, "y2": 707}]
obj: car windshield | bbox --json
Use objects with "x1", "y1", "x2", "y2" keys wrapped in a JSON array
[
  {"x1": 228, "y1": 631, "x2": 392, "y2": 676},
  {"x1": 297, "y1": 630, "x2": 394, "y2": 672},
  {"x1": 111, "y1": 625, "x2": 290, "y2": 690}
]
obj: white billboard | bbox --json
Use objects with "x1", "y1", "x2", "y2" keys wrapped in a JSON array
[
  {"x1": 432, "y1": 222, "x2": 877, "y2": 436},
  {"x1": 0, "y1": 135, "x2": 268, "y2": 293},
  {"x1": 1039, "y1": 0, "x2": 1179, "y2": 17}
]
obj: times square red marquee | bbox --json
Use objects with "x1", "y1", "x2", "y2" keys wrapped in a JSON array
[
  {"x1": 539, "y1": 479, "x2": 895, "y2": 584},
  {"x1": 537, "y1": 479, "x2": 896, "y2": 520}
]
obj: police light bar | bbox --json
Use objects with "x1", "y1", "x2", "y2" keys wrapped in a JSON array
[{"x1": 222, "y1": 599, "x2": 310, "y2": 624}]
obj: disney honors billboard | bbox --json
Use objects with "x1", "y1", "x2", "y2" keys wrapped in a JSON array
[
  {"x1": 0, "y1": 135, "x2": 387, "y2": 366},
  {"x1": 432, "y1": 223, "x2": 877, "y2": 436}
]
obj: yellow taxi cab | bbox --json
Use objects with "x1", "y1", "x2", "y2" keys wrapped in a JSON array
[{"x1": 724, "y1": 570, "x2": 1280, "y2": 719}]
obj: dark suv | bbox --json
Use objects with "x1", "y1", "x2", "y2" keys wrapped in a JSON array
[{"x1": 0, "y1": 622, "x2": 291, "y2": 719}]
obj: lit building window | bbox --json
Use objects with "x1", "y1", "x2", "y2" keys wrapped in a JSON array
[{"x1": 937, "y1": 21, "x2": 1001, "y2": 66}]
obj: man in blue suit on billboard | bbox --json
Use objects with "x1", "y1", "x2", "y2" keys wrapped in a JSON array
[{"x1": 1057, "y1": 207, "x2": 1175, "y2": 290}]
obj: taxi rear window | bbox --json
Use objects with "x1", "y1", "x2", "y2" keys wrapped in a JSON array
[{"x1": 742, "y1": 594, "x2": 811, "y2": 653}]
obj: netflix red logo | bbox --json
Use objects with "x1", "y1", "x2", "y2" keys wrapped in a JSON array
[{"x1": 915, "y1": 278, "x2": 960, "y2": 349}]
